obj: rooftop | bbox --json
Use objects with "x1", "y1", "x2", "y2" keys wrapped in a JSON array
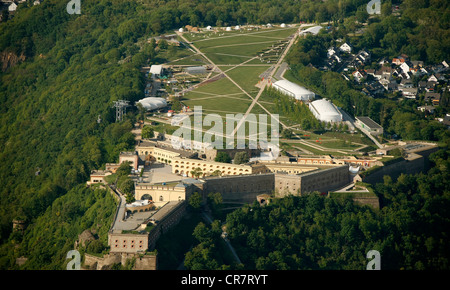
[
  {"x1": 300, "y1": 25, "x2": 323, "y2": 35},
  {"x1": 137, "y1": 140, "x2": 197, "y2": 158},
  {"x1": 309, "y1": 99, "x2": 342, "y2": 117},
  {"x1": 273, "y1": 80, "x2": 315, "y2": 98},
  {"x1": 356, "y1": 117, "x2": 382, "y2": 129}
]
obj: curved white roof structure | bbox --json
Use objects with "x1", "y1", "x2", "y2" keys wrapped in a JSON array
[
  {"x1": 300, "y1": 25, "x2": 323, "y2": 36},
  {"x1": 349, "y1": 166, "x2": 360, "y2": 174},
  {"x1": 137, "y1": 97, "x2": 167, "y2": 111},
  {"x1": 272, "y1": 80, "x2": 315, "y2": 101},
  {"x1": 308, "y1": 99, "x2": 343, "y2": 123}
]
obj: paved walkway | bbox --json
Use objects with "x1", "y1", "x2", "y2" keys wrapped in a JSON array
[{"x1": 201, "y1": 211, "x2": 242, "y2": 265}]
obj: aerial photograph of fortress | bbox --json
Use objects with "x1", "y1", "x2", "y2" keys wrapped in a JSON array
[{"x1": 0, "y1": 0, "x2": 448, "y2": 284}]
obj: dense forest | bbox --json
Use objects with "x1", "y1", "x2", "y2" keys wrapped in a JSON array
[
  {"x1": 0, "y1": 0, "x2": 449, "y2": 270},
  {"x1": 184, "y1": 150, "x2": 449, "y2": 270}
]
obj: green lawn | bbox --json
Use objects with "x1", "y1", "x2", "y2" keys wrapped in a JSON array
[
  {"x1": 183, "y1": 77, "x2": 243, "y2": 96},
  {"x1": 167, "y1": 54, "x2": 209, "y2": 66},
  {"x1": 221, "y1": 65, "x2": 271, "y2": 96},
  {"x1": 183, "y1": 95, "x2": 253, "y2": 116}
]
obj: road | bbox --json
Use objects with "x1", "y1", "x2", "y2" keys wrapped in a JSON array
[
  {"x1": 175, "y1": 24, "x2": 328, "y2": 147},
  {"x1": 201, "y1": 211, "x2": 242, "y2": 265},
  {"x1": 231, "y1": 27, "x2": 300, "y2": 136},
  {"x1": 176, "y1": 29, "x2": 296, "y2": 138},
  {"x1": 108, "y1": 184, "x2": 127, "y2": 232}
]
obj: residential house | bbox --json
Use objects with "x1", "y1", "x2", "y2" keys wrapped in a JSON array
[
  {"x1": 425, "y1": 81, "x2": 436, "y2": 92},
  {"x1": 352, "y1": 69, "x2": 366, "y2": 82},
  {"x1": 442, "y1": 114, "x2": 450, "y2": 129},
  {"x1": 327, "y1": 47, "x2": 338, "y2": 58},
  {"x1": 428, "y1": 74, "x2": 439, "y2": 83},
  {"x1": 411, "y1": 61, "x2": 424, "y2": 68},
  {"x1": 379, "y1": 76, "x2": 392, "y2": 90},
  {"x1": 400, "y1": 78, "x2": 414, "y2": 89},
  {"x1": 435, "y1": 73, "x2": 447, "y2": 82},
  {"x1": 365, "y1": 69, "x2": 382, "y2": 80},
  {"x1": 392, "y1": 58, "x2": 406, "y2": 66},
  {"x1": 420, "y1": 67, "x2": 430, "y2": 74},
  {"x1": 387, "y1": 82, "x2": 398, "y2": 92},
  {"x1": 417, "y1": 105, "x2": 435, "y2": 114},
  {"x1": 418, "y1": 81, "x2": 427, "y2": 91},
  {"x1": 333, "y1": 54, "x2": 342, "y2": 63},
  {"x1": 365, "y1": 81, "x2": 385, "y2": 96},
  {"x1": 339, "y1": 42, "x2": 352, "y2": 53},
  {"x1": 400, "y1": 61, "x2": 412, "y2": 75},
  {"x1": 399, "y1": 54, "x2": 409, "y2": 61},
  {"x1": 355, "y1": 50, "x2": 371, "y2": 65},
  {"x1": 8, "y1": 2, "x2": 17, "y2": 11},
  {"x1": 400, "y1": 87, "x2": 418, "y2": 99},
  {"x1": 432, "y1": 95, "x2": 441, "y2": 106},
  {"x1": 378, "y1": 57, "x2": 389, "y2": 66},
  {"x1": 380, "y1": 66, "x2": 394, "y2": 77}
]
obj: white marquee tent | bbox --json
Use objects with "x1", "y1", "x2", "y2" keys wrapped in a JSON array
[{"x1": 136, "y1": 97, "x2": 167, "y2": 111}]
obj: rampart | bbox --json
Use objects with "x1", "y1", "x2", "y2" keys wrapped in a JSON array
[
  {"x1": 275, "y1": 165, "x2": 351, "y2": 197},
  {"x1": 83, "y1": 252, "x2": 157, "y2": 270},
  {"x1": 362, "y1": 145, "x2": 439, "y2": 185},
  {"x1": 202, "y1": 173, "x2": 275, "y2": 204}
]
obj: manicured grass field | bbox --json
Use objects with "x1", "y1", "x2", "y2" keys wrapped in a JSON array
[
  {"x1": 221, "y1": 65, "x2": 271, "y2": 96},
  {"x1": 177, "y1": 26, "x2": 298, "y2": 116}
]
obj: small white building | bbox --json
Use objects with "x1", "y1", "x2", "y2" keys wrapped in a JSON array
[
  {"x1": 149, "y1": 65, "x2": 163, "y2": 79},
  {"x1": 327, "y1": 47, "x2": 338, "y2": 58},
  {"x1": 339, "y1": 43, "x2": 352, "y2": 53},
  {"x1": 8, "y1": 2, "x2": 17, "y2": 12},
  {"x1": 355, "y1": 117, "x2": 383, "y2": 136}
]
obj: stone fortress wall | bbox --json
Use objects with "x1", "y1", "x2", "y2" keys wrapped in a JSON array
[{"x1": 86, "y1": 134, "x2": 438, "y2": 269}]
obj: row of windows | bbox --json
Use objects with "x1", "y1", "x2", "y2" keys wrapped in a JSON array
[
  {"x1": 297, "y1": 160, "x2": 332, "y2": 164},
  {"x1": 174, "y1": 164, "x2": 248, "y2": 172},
  {"x1": 273, "y1": 169, "x2": 304, "y2": 174},
  {"x1": 157, "y1": 196, "x2": 182, "y2": 201},
  {"x1": 174, "y1": 161, "x2": 249, "y2": 171},
  {"x1": 114, "y1": 239, "x2": 144, "y2": 244},
  {"x1": 210, "y1": 182, "x2": 271, "y2": 192},
  {"x1": 114, "y1": 244, "x2": 144, "y2": 249}
]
